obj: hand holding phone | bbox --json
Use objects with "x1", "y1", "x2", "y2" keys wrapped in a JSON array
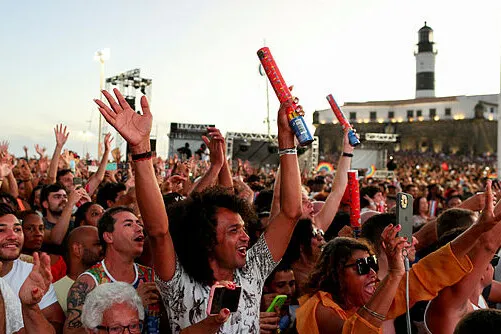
[
  {"x1": 207, "y1": 283, "x2": 241, "y2": 316},
  {"x1": 265, "y1": 295, "x2": 287, "y2": 313},
  {"x1": 396, "y1": 192, "x2": 414, "y2": 243}
]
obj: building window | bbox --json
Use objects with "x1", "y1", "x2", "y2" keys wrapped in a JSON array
[
  {"x1": 429, "y1": 109, "x2": 436, "y2": 119},
  {"x1": 491, "y1": 107, "x2": 495, "y2": 113},
  {"x1": 349, "y1": 112, "x2": 356, "y2": 121},
  {"x1": 370, "y1": 111, "x2": 377, "y2": 121},
  {"x1": 445, "y1": 108, "x2": 451, "y2": 116},
  {"x1": 416, "y1": 110, "x2": 422, "y2": 117},
  {"x1": 388, "y1": 111, "x2": 395, "y2": 119},
  {"x1": 407, "y1": 110, "x2": 414, "y2": 118}
]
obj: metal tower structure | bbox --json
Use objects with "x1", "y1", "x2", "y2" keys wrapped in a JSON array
[{"x1": 104, "y1": 69, "x2": 153, "y2": 158}]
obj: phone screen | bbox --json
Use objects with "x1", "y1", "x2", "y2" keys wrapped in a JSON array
[
  {"x1": 396, "y1": 192, "x2": 414, "y2": 243},
  {"x1": 208, "y1": 286, "x2": 241, "y2": 315},
  {"x1": 73, "y1": 177, "x2": 83, "y2": 186},
  {"x1": 106, "y1": 163, "x2": 117, "y2": 171}
]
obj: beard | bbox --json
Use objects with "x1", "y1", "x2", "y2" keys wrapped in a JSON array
[
  {"x1": 81, "y1": 248, "x2": 102, "y2": 267},
  {"x1": 48, "y1": 205, "x2": 64, "y2": 217},
  {"x1": 0, "y1": 249, "x2": 21, "y2": 262}
]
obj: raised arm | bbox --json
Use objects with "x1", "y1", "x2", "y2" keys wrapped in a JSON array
[
  {"x1": 48, "y1": 124, "x2": 69, "y2": 185},
  {"x1": 189, "y1": 128, "x2": 224, "y2": 194},
  {"x1": 85, "y1": 133, "x2": 112, "y2": 196},
  {"x1": 264, "y1": 100, "x2": 302, "y2": 262},
  {"x1": 210, "y1": 128, "x2": 233, "y2": 191},
  {"x1": 426, "y1": 182, "x2": 501, "y2": 333},
  {"x1": 314, "y1": 128, "x2": 355, "y2": 231},
  {"x1": 269, "y1": 167, "x2": 281, "y2": 220},
  {"x1": 44, "y1": 188, "x2": 86, "y2": 245},
  {"x1": 95, "y1": 89, "x2": 176, "y2": 281},
  {"x1": 315, "y1": 225, "x2": 407, "y2": 334}
]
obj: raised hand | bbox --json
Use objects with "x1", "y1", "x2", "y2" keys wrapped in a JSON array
[
  {"x1": 19, "y1": 252, "x2": 52, "y2": 306},
  {"x1": 0, "y1": 141, "x2": 9, "y2": 154},
  {"x1": 35, "y1": 144, "x2": 46, "y2": 157},
  {"x1": 54, "y1": 124, "x2": 70, "y2": 147},
  {"x1": 380, "y1": 224, "x2": 408, "y2": 277},
  {"x1": 202, "y1": 127, "x2": 225, "y2": 168},
  {"x1": 94, "y1": 89, "x2": 152, "y2": 147},
  {"x1": 112, "y1": 147, "x2": 122, "y2": 163},
  {"x1": 104, "y1": 133, "x2": 114, "y2": 152},
  {"x1": 68, "y1": 188, "x2": 88, "y2": 207},
  {"x1": 342, "y1": 127, "x2": 358, "y2": 154},
  {"x1": 477, "y1": 180, "x2": 501, "y2": 232},
  {"x1": 0, "y1": 163, "x2": 12, "y2": 178}
]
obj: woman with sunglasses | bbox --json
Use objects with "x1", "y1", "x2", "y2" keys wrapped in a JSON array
[
  {"x1": 296, "y1": 224, "x2": 408, "y2": 333},
  {"x1": 296, "y1": 181, "x2": 501, "y2": 333}
]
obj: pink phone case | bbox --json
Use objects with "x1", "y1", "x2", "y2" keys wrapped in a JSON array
[{"x1": 206, "y1": 284, "x2": 224, "y2": 316}]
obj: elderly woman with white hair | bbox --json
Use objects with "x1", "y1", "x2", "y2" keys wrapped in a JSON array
[{"x1": 82, "y1": 282, "x2": 144, "y2": 333}]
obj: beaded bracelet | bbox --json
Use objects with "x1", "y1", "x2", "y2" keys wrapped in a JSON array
[{"x1": 362, "y1": 305, "x2": 386, "y2": 321}]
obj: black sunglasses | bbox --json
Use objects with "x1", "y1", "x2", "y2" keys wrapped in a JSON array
[
  {"x1": 344, "y1": 255, "x2": 379, "y2": 275},
  {"x1": 312, "y1": 227, "x2": 325, "y2": 238},
  {"x1": 491, "y1": 255, "x2": 500, "y2": 267}
]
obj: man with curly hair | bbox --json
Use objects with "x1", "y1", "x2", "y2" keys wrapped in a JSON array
[{"x1": 95, "y1": 89, "x2": 302, "y2": 333}]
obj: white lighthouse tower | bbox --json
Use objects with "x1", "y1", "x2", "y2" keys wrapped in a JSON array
[{"x1": 415, "y1": 22, "x2": 437, "y2": 98}]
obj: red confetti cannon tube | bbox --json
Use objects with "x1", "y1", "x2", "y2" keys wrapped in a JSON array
[
  {"x1": 326, "y1": 94, "x2": 360, "y2": 147},
  {"x1": 347, "y1": 170, "x2": 361, "y2": 229},
  {"x1": 257, "y1": 47, "x2": 314, "y2": 146}
]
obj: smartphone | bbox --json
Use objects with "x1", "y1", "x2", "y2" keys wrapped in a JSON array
[
  {"x1": 266, "y1": 295, "x2": 287, "y2": 313},
  {"x1": 73, "y1": 177, "x2": 83, "y2": 186},
  {"x1": 206, "y1": 284, "x2": 241, "y2": 316},
  {"x1": 106, "y1": 163, "x2": 117, "y2": 171},
  {"x1": 118, "y1": 162, "x2": 130, "y2": 170},
  {"x1": 396, "y1": 192, "x2": 413, "y2": 243}
]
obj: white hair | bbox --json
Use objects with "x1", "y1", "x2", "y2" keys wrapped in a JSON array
[{"x1": 81, "y1": 282, "x2": 144, "y2": 330}]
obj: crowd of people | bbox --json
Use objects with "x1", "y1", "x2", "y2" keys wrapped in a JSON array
[{"x1": 1, "y1": 88, "x2": 501, "y2": 333}]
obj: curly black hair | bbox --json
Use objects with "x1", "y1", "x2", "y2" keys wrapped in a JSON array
[
  {"x1": 167, "y1": 186, "x2": 257, "y2": 286},
  {"x1": 303, "y1": 237, "x2": 372, "y2": 306}
]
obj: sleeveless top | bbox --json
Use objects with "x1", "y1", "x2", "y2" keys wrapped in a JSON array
[{"x1": 81, "y1": 260, "x2": 161, "y2": 334}]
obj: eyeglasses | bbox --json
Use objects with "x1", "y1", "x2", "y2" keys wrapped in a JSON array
[
  {"x1": 96, "y1": 321, "x2": 142, "y2": 334},
  {"x1": 344, "y1": 255, "x2": 379, "y2": 275},
  {"x1": 491, "y1": 255, "x2": 500, "y2": 267},
  {"x1": 312, "y1": 227, "x2": 324, "y2": 238}
]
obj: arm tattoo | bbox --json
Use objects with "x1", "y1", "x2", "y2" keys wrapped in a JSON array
[{"x1": 66, "y1": 281, "x2": 90, "y2": 328}]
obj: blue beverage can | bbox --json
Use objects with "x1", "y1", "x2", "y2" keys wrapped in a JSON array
[
  {"x1": 289, "y1": 116, "x2": 314, "y2": 146},
  {"x1": 347, "y1": 129, "x2": 360, "y2": 147}
]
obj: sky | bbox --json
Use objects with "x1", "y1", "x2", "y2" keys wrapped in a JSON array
[{"x1": 1, "y1": 0, "x2": 500, "y2": 158}]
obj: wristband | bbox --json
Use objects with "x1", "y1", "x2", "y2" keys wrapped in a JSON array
[
  {"x1": 278, "y1": 148, "x2": 297, "y2": 156},
  {"x1": 132, "y1": 151, "x2": 154, "y2": 162},
  {"x1": 342, "y1": 152, "x2": 354, "y2": 157}
]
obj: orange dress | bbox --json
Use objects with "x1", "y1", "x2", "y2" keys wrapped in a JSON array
[{"x1": 296, "y1": 242, "x2": 474, "y2": 334}]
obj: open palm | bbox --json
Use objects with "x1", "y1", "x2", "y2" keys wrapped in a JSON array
[
  {"x1": 95, "y1": 89, "x2": 152, "y2": 147},
  {"x1": 19, "y1": 253, "x2": 52, "y2": 306}
]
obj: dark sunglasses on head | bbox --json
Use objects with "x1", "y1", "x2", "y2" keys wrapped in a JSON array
[
  {"x1": 312, "y1": 227, "x2": 324, "y2": 238},
  {"x1": 344, "y1": 255, "x2": 379, "y2": 275},
  {"x1": 491, "y1": 255, "x2": 500, "y2": 267}
]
